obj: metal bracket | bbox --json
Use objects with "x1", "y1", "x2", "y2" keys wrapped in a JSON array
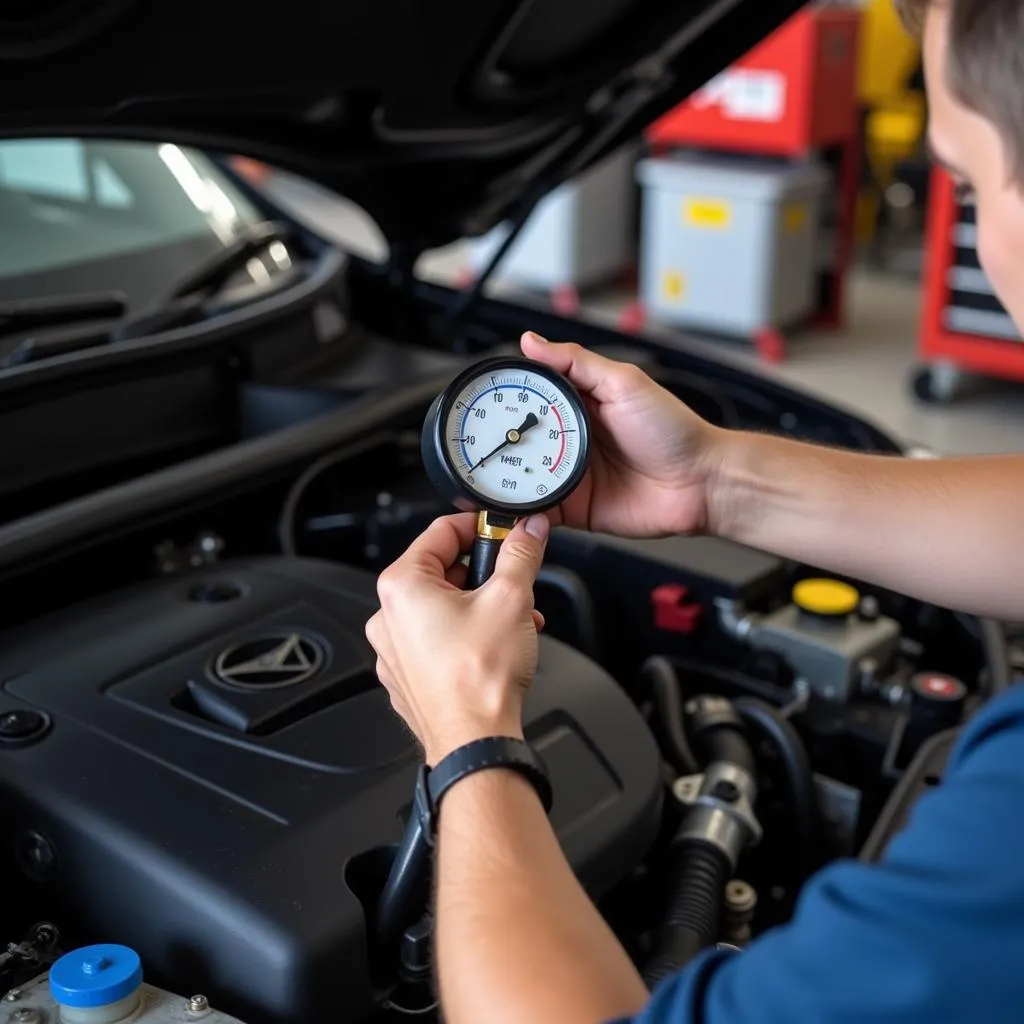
[{"x1": 672, "y1": 762, "x2": 763, "y2": 869}]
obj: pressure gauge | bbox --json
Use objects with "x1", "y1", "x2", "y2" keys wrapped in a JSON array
[{"x1": 421, "y1": 356, "x2": 591, "y2": 518}]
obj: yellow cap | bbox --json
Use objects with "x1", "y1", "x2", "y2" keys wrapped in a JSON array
[{"x1": 792, "y1": 578, "x2": 860, "y2": 617}]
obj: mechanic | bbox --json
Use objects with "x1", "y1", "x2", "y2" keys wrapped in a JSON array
[{"x1": 364, "y1": 1, "x2": 1024, "y2": 1021}]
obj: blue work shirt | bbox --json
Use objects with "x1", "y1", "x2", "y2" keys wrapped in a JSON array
[{"x1": 615, "y1": 681, "x2": 1024, "y2": 1023}]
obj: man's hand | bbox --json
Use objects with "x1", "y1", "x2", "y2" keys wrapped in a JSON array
[
  {"x1": 364, "y1": 511, "x2": 549, "y2": 765},
  {"x1": 522, "y1": 331, "x2": 721, "y2": 538}
]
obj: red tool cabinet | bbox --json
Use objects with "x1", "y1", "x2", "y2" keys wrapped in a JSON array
[
  {"x1": 630, "y1": 5, "x2": 863, "y2": 361},
  {"x1": 912, "y1": 166, "x2": 1024, "y2": 403},
  {"x1": 646, "y1": 6, "x2": 861, "y2": 156}
]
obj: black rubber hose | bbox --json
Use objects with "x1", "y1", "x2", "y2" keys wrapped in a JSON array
[
  {"x1": 466, "y1": 536, "x2": 502, "y2": 590},
  {"x1": 643, "y1": 656, "x2": 700, "y2": 776},
  {"x1": 375, "y1": 527, "x2": 515, "y2": 951},
  {"x1": 375, "y1": 812, "x2": 431, "y2": 953},
  {"x1": 952, "y1": 612, "x2": 1010, "y2": 699},
  {"x1": 643, "y1": 842, "x2": 731, "y2": 988},
  {"x1": 732, "y1": 696, "x2": 819, "y2": 878},
  {"x1": 535, "y1": 566, "x2": 601, "y2": 662},
  {"x1": 696, "y1": 723, "x2": 757, "y2": 776}
]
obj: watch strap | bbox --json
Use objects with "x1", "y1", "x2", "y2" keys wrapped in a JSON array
[{"x1": 415, "y1": 736, "x2": 552, "y2": 845}]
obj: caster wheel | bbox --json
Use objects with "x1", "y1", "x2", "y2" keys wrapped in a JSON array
[
  {"x1": 551, "y1": 285, "x2": 581, "y2": 316},
  {"x1": 910, "y1": 364, "x2": 959, "y2": 404},
  {"x1": 617, "y1": 301, "x2": 646, "y2": 335}
]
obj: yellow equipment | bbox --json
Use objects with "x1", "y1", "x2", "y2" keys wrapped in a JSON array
[{"x1": 856, "y1": 0, "x2": 927, "y2": 241}]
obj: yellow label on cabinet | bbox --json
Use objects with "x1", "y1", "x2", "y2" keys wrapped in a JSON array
[
  {"x1": 783, "y1": 203, "x2": 808, "y2": 234},
  {"x1": 683, "y1": 198, "x2": 732, "y2": 229},
  {"x1": 662, "y1": 270, "x2": 685, "y2": 301}
]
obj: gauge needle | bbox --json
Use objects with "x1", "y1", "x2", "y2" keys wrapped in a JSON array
[{"x1": 468, "y1": 412, "x2": 539, "y2": 471}]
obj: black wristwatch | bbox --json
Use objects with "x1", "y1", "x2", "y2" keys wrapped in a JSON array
[{"x1": 413, "y1": 736, "x2": 553, "y2": 846}]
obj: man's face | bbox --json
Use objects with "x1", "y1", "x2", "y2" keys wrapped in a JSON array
[{"x1": 924, "y1": 3, "x2": 1024, "y2": 329}]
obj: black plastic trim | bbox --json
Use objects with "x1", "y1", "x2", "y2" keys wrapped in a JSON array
[{"x1": 0, "y1": 373, "x2": 451, "y2": 575}]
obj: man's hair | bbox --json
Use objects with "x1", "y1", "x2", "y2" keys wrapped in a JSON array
[{"x1": 894, "y1": 0, "x2": 1024, "y2": 177}]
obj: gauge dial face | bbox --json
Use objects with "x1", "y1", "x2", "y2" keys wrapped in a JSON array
[{"x1": 440, "y1": 362, "x2": 588, "y2": 511}]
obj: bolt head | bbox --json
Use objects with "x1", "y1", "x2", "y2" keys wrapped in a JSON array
[
  {"x1": 724, "y1": 879, "x2": 757, "y2": 911},
  {"x1": 188, "y1": 994, "x2": 210, "y2": 1013},
  {"x1": 711, "y1": 779, "x2": 741, "y2": 803},
  {"x1": 13, "y1": 1009, "x2": 40, "y2": 1024},
  {"x1": 4, "y1": 989, "x2": 22, "y2": 1002},
  {"x1": 0, "y1": 710, "x2": 47, "y2": 741}
]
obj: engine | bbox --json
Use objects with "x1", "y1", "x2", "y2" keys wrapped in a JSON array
[
  {"x1": 0, "y1": 382, "x2": 1001, "y2": 1024},
  {"x1": 0, "y1": 557, "x2": 661, "y2": 1023}
]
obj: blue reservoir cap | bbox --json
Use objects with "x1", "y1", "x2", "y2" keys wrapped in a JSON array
[{"x1": 49, "y1": 944, "x2": 143, "y2": 1008}]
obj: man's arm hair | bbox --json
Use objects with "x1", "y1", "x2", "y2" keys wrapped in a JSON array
[{"x1": 434, "y1": 770, "x2": 649, "y2": 1024}]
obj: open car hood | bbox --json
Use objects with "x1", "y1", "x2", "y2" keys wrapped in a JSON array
[{"x1": 1, "y1": 0, "x2": 806, "y2": 255}]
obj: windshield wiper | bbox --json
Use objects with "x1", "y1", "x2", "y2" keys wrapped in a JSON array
[
  {"x1": 0, "y1": 292, "x2": 128, "y2": 341},
  {"x1": 0, "y1": 299, "x2": 208, "y2": 370},
  {"x1": 105, "y1": 221, "x2": 295, "y2": 343},
  {"x1": 167, "y1": 221, "x2": 293, "y2": 303},
  {"x1": 0, "y1": 223, "x2": 293, "y2": 369}
]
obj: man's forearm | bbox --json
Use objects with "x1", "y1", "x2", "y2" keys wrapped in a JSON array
[
  {"x1": 707, "y1": 428, "x2": 1024, "y2": 618},
  {"x1": 435, "y1": 770, "x2": 648, "y2": 1024}
]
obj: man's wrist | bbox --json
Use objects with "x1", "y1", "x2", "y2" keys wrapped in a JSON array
[
  {"x1": 424, "y1": 719, "x2": 525, "y2": 767},
  {"x1": 707, "y1": 427, "x2": 805, "y2": 539},
  {"x1": 436, "y1": 766, "x2": 544, "y2": 826},
  {"x1": 700, "y1": 425, "x2": 752, "y2": 540}
]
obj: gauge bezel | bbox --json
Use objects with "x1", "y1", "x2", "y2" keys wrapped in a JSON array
[{"x1": 421, "y1": 356, "x2": 591, "y2": 517}]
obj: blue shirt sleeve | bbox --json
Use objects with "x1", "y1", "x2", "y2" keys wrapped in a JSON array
[{"x1": 613, "y1": 683, "x2": 1024, "y2": 1024}]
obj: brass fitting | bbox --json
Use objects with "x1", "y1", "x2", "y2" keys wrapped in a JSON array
[{"x1": 476, "y1": 509, "x2": 517, "y2": 540}]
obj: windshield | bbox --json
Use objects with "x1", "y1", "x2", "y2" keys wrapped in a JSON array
[{"x1": 0, "y1": 139, "x2": 295, "y2": 313}]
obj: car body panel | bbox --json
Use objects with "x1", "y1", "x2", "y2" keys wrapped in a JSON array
[{"x1": 0, "y1": 0, "x2": 808, "y2": 250}]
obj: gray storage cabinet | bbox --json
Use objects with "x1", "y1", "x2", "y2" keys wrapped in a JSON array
[
  {"x1": 637, "y1": 154, "x2": 829, "y2": 336},
  {"x1": 466, "y1": 147, "x2": 636, "y2": 292}
]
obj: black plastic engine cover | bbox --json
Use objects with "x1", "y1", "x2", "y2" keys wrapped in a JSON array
[{"x1": 0, "y1": 557, "x2": 662, "y2": 1024}]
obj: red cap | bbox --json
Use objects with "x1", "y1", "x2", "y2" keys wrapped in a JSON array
[{"x1": 651, "y1": 583, "x2": 702, "y2": 635}]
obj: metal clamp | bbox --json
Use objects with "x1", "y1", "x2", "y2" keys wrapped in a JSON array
[{"x1": 672, "y1": 761, "x2": 762, "y2": 870}]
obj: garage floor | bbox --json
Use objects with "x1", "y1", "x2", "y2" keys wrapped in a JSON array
[{"x1": 268, "y1": 172, "x2": 1024, "y2": 457}]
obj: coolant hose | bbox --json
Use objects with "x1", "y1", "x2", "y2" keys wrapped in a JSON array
[
  {"x1": 643, "y1": 656, "x2": 700, "y2": 776},
  {"x1": 980, "y1": 617, "x2": 1012, "y2": 696},
  {"x1": 643, "y1": 842, "x2": 732, "y2": 987},
  {"x1": 644, "y1": 698, "x2": 759, "y2": 987},
  {"x1": 733, "y1": 696, "x2": 819, "y2": 877}
]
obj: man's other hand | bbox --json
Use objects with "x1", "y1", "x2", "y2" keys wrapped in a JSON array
[
  {"x1": 365, "y1": 512, "x2": 548, "y2": 764},
  {"x1": 521, "y1": 331, "x2": 722, "y2": 538}
]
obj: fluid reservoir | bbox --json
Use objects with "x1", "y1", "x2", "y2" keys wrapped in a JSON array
[
  {"x1": 909, "y1": 672, "x2": 967, "y2": 730},
  {"x1": 900, "y1": 671, "x2": 969, "y2": 766},
  {"x1": 48, "y1": 944, "x2": 143, "y2": 1024}
]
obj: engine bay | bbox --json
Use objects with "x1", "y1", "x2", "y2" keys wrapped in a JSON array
[{"x1": 0, "y1": 261, "x2": 1002, "y2": 1024}]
